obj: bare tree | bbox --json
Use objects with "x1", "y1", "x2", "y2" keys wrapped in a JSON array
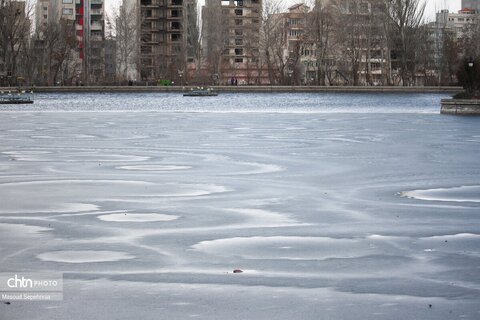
[
  {"x1": 110, "y1": 1, "x2": 138, "y2": 81},
  {"x1": 0, "y1": 0, "x2": 33, "y2": 85},
  {"x1": 308, "y1": 0, "x2": 337, "y2": 85},
  {"x1": 383, "y1": 0, "x2": 426, "y2": 85},
  {"x1": 260, "y1": 0, "x2": 284, "y2": 84},
  {"x1": 41, "y1": 20, "x2": 69, "y2": 85},
  {"x1": 202, "y1": 0, "x2": 228, "y2": 80},
  {"x1": 460, "y1": 18, "x2": 480, "y2": 60}
]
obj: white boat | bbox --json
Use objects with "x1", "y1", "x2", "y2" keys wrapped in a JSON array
[
  {"x1": 0, "y1": 90, "x2": 34, "y2": 104},
  {"x1": 183, "y1": 87, "x2": 218, "y2": 97}
]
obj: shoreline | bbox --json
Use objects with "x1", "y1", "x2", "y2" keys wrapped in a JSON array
[{"x1": 1, "y1": 85, "x2": 462, "y2": 94}]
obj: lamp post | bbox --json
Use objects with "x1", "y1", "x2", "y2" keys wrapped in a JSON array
[
  {"x1": 288, "y1": 70, "x2": 293, "y2": 86},
  {"x1": 467, "y1": 57, "x2": 474, "y2": 95},
  {"x1": 178, "y1": 70, "x2": 184, "y2": 86},
  {"x1": 212, "y1": 73, "x2": 219, "y2": 86}
]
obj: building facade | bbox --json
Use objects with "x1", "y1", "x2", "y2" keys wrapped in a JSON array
[
  {"x1": 76, "y1": 0, "x2": 105, "y2": 84},
  {"x1": 139, "y1": 0, "x2": 197, "y2": 82},
  {"x1": 202, "y1": 0, "x2": 263, "y2": 84}
]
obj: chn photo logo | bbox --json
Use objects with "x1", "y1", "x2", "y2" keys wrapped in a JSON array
[{"x1": 7, "y1": 274, "x2": 33, "y2": 289}]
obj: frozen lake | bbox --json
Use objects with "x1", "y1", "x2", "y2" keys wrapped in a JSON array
[{"x1": 1, "y1": 92, "x2": 479, "y2": 319}]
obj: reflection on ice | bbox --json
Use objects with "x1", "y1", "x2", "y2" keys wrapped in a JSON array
[{"x1": 117, "y1": 164, "x2": 191, "y2": 171}]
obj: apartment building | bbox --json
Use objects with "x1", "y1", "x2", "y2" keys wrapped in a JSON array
[
  {"x1": 139, "y1": 0, "x2": 197, "y2": 81},
  {"x1": 34, "y1": 0, "x2": 105, "y2": 84},
  {"x1": 202, "y1": 0, "x2": 263, "y2": 84},
  {"x1": 462, "y1": 0, "x2": 480, "y2": 12},
  {"x1": 436, "y1": 8, "x2": 478, "y2": 38},
  {"x1": 76, "y1": 0, "x2": 105, "y2": 83}
]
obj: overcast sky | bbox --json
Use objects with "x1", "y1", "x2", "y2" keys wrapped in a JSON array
[{"x1": 105, "y1": 0, "x2": 462, "y2": 21}]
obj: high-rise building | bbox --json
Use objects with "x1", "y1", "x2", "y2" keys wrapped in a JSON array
[
  {"x1": 139, "y1": 0, "x2": 198, "y2": 81},
  {"x1": 462, "y1": 0, "x2": 480, "y2": 12},
  {"x1": 202, "y1": 0, "x2": 262, "y2": 84},
  {"x1": 76, "y1": 0, "x2": 105, "y2": 83}
]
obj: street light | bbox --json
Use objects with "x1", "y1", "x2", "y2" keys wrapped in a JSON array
[
  {"x1": 288, "y1": 70, "x2": 293, "y2": 86},
  {"x1": 212, "y1": 73, "x2": 219, "y2": 86},
  {"x1": 468, "y1": 57, "x2": 474, "y2": 69},
  {"x1": 178, "y1": 69, "x2": 184, "y2": 86},
  {"x1": 467, "y1": 57, "x2": 474, "y2": 94}
]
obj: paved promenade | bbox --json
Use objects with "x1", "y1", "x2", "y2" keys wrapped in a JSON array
[{"x1": 1, "y1": 85, "x2": 463, "y2": 93}]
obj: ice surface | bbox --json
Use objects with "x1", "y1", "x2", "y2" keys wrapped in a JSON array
[
  {"x1": 0, "y1": 92, "x2": 479, "y2": 319},
  {"x1": 97, "y1": 213, "x2": 179, "y2": 222},
  {"x1": 37, "y1": 250, "x2": 135, "y2": 263}
]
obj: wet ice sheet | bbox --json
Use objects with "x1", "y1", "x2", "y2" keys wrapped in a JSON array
[{"x1": 0, "y1": 93, "x2": 479, "y2": 319}]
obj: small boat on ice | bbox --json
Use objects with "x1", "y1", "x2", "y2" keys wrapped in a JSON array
[
  {"x1": 0, "y1": 90, "x2": 34, "y2": 104},
  {"x1": 183, "y1": 87, "x2": 218, "y2": 97}
]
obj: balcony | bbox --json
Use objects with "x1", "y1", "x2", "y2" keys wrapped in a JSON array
[
  {"x1": 168, "y1": 0, "x2": 182, "y2": 7},
  {"x1": 167, "y1": 9, "x2": 182, "y2": 18},
  {"x1": 91, "y1": 22, "x2": 103, "y2": 30},
  {"x1": 90, "y1": 9, "x2": 103, "y2": 15},
  {"x1": 167, "y1": 21, "x2": 182, "y2": 31}
]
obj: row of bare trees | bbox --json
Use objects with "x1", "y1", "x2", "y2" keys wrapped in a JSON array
[
  {"x1": 259, "y1": 0, "x2": 478, "y2": 86},
  {"x1": 0, "y1": 0, "x2": 81, "y2": 86}
]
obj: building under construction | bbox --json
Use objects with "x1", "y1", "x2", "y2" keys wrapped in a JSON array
[{"x1": 139, "y1": 0, "x2": 198, "y2": 82}]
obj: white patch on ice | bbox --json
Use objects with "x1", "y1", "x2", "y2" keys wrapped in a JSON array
[
  {"x1": 233, "y1": 162, "x2": 284, "y2": 175},
  {"x1": 420, "y1": 233, "x2": 480, "y2": 240},
  {"x1": 401, "y1": 186, "x2": 480, "y2": 203},
  {"x1": 98, "y1": 213, "x2": 179, "y2": 222},
  {"x1": 117, "y1": 164, "x2": 191, "y2": 171},
  {"x1": 0, "y1": 223, "x2": 52, "y2": 235},
  {"x1": 37, "y1": 250, "x2": 134, "y2": 263},
  {"x1": 225, "y1": 208, "x2": 307, "y2": 228},
  {"x1": 191, "y1": 236, "x2": 375, "y2": 260}
]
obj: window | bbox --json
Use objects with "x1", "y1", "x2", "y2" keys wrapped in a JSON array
[
  {"x1": 235, "y1": 39, "x2": 243, "y2": 45},
  {"x1": 235, "y1": 58, "x2": 243, "y2": 63},
  {"x1": 63, "y1": 8, "x2": 73, "y2": 15},
  {"x1": 235, "y1": 29, "x2": 243, "y2": 36},
  {"x1": 289, "y1": 30, "x2": 303, "y2": 36},
  {"x1": 63, "y1": 0, "x2": 73, "y2": 3},
  {"x1": 171, "y1": 33, "x2": 182, "y2": 41},
  {"x1": 235, "y1": 9, "x2": 242, "y2": 16},
  {"x1": 235, "y1": 19, "x2": 242, "y2": 25},
  {"x1": 235, "y1": 48, "x2": 243, "y2": 55}
]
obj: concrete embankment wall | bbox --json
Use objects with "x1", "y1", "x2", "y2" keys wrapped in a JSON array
[
  {"x1": 441, "y1": 99, "x2": 480, "y2": 115},
  {"x1": 1, "y1": 85, "x2": 462, "y2": 94}
]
